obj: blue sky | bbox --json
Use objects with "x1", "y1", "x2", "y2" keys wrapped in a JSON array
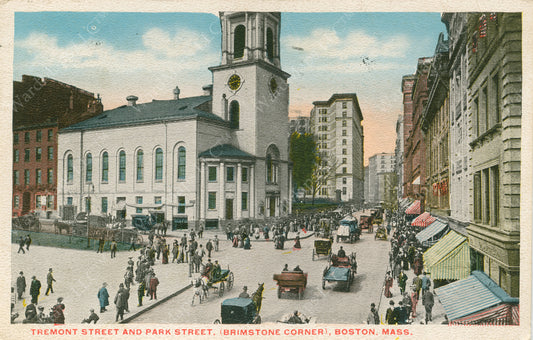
[{"x1": 14, "y1": 11, "x2": 447, "y2": 162}]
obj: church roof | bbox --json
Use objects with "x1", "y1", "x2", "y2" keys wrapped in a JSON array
[
  {"x1": 62, "y1": 95, "x2": 223, "y2": 132},
  {"x1": 198, "y1": 144, "x2": 255, "y2": 159}
]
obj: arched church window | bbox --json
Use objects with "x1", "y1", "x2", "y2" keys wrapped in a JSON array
[
  {"x1": 119, "y1": 150, "x2": 126, "y2": 182},
  {"x1": 86, "y1": 153, "x2": 92, "y2": 182},
  {"x1": 266, "y1": 27, "x2": 274, "y2": 61},
  {"x1": 265, "y1": 144, "x2": 280, "y2": 184},
  {"x1": 155, "y1": 148, "x2": 163, "y2": 181},
  {"x1": 234, "y1": 25, "x2": 246, "y2": 59},
  {"x1": 67, "y1": 154, "x2": 73, "y2": 183},
  {"x1": 230, "y1": 101, "x2": 240, "y2": 129},
  {"x1": 178, "y1": 147, "x2": 186, "y2": 180},
  {"x1": 102, "y1": 152, "x2": 109, "y2": 182},
  {"x1": 136, "y1": 150, "x2": 143, "y2": 181}
]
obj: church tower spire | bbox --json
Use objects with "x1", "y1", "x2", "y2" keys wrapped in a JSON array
[{"x1": 219, "y1": 12, "x2": 281, "y2": 68}]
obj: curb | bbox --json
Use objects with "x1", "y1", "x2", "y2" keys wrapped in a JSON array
[
  {"x1": 245, "y1": 231, "x2": 316, "y2": 243},
  {"x1": 119, "y1": 284, "x2": 192, "y2": 323}
]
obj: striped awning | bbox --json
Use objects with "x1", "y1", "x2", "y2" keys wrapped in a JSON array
[
  {"x1": 450, "y1": 303, "x2": 519, "y2": 325},
  {"x1": 399, "y1": 198, "x2": 411, "y2": 210},
  {"x1": 405, "y1": 200, "x2": 421, "y2": 215},
  {"x1": 435, "y1": 270, "x2": 519, "y2": 322},
  {"x1": 411, "y1": 212, "x2": 436, "y2": 227},
  {"x1": 423, "y1": 230, "x2": 470, "y2": 280},
  {"x1": 415, "y1": 219, "x2": 449, "y2": 247}
]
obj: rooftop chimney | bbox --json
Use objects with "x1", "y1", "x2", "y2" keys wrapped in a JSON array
[
  {"x1": 126, "y1": 95, "x2": 138, "y2": 106},
  {"x1": 173, "y1": 86, "x2": 180, "y2": 100},
  {"x1": 202, "y1": 84, "x2": 213, "y2": 96}
]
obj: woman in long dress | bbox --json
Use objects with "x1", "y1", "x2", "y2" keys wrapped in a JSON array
[
  {"x1": 384, "y1": 271, "x2": 393, "y2": 298},
  {"x1": 161, "y1": 245, "x2": 169, "y2": 264}
]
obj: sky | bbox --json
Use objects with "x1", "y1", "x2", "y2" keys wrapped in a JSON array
[{"x1": 13, "y1": 12, "x2": 447, "y2": 164}]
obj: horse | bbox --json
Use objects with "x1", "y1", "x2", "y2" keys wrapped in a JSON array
[
  {"x1": 251, "y1": 283, "x2": 264, "y2": 314},
  {"x1": 53, "y1": 219, "x2": 71, "y2": 235},
  {"x1": 191, "y1": 277, "x2": 209, "y2": 305}
]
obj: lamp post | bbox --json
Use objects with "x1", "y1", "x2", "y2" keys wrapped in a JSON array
[{"x1": 86, "y1": 183, "x2": 94, "y2": 248}]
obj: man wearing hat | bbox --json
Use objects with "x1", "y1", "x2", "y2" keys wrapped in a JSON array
[
  {"x1": 82, "y1": 309, "x2": 99, "y2": 324},
  {"x1": 37, "y1": 306, "x2": 49, "y2": 323},
  {"x1": 367, "y1": 303, "x2": 380, "y2": 324},
  {"x1": 30, "y1": 276, "x2": 41, "y2": 304},
  {"x1": 97, "y1": 282, "x2": 109, "y2": 313},
  {"x1": 238, "y1": 286, "x2": 250, "y2": 298},
  {"x1": 16, "y1": 271, "x2": 26, "y2": 300},
  {"x1": 45, "y1": 268, "x2": 56, "y2": 295},
  {"x1": 386, "y1": 300, "x2": 399, "y2": 325}
]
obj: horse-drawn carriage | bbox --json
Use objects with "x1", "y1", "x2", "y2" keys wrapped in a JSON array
[
  {"x1": 374, "y1": 226, "x2": 387, "y2": 240},
  {"x1": 273, "y1": 271, "x2": 308, "y2": 299},
  {"x1": 193, "y1": 266, "x2": 235, "y2": 305},
  {"x1": 322, "y1": 253, "x2": 357, "y2": 291},
  {"x1": 312, "y1": 238, "x2": 333, "y2": 261},
  {"x1": 336, "y1": 216, "x2": 361, "y2": 243},
  {"x1": 214, "y1": 283, "x2": 263, "y2": 324},
  {"x1": 12, "y1": 213, "x2": 41, "y2": 232},
  {"x1": 359, "y1": 215, "x2": 374, "y2": 232}
]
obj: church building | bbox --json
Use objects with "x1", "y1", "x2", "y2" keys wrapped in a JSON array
[{"x1": 57, "y1": 12, "x2": 292, "y2": 230}]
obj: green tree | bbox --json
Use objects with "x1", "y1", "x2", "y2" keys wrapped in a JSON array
[{"x1": 289, "y1": 132, "x2": 317, "y2": 192}]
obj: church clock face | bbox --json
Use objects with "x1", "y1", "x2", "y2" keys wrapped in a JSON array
[
  {"x1": 228, "y1": 74, "x2": 242, "y2": 91},
  {"x1": 269, "y1": 77, "x2": 278, "y2": 94}
]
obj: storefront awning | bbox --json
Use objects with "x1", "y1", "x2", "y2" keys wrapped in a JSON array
[
  {"x1": 450, "y1": 302, "x2": 519, "y2": 325},
  {"x1": 435, "y1": 271, "x2": 519, "y2": 324},
  {"x1": 415, "y1": 219, "x2": 448, "y2": 247},
  {"x1": 423, "y1": 230, "x2": 470, "y2": 280},
  {"x1": 405, "y1": 200, "x2": 421, "y2": 215},
  {"x1": 411, "y1": 212, "x2": 436, "y2": 227}
]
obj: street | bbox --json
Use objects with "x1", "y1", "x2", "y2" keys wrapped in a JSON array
[{"x1": 12, "y1": 227, "x2": 392, "y2": 324}]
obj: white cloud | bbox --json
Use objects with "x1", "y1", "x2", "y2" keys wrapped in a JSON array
[
  {"x1": 284, "y1": 28, "x2": 411, "y2": 61},
  {"x1": 16, "y1": 29, "x2": 218, "y2": 74}
]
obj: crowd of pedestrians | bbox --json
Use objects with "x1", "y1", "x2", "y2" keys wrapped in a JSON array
[{"x1": 375, "y1": 211, "x2": 436, "y2": 325}]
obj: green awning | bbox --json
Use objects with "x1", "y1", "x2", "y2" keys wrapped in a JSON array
[{"x1": 423, "y1": 230, "x2": 471, "y2": 281}]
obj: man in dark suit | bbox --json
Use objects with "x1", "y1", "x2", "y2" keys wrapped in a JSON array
[
  {"x1": 30, "y1": 276, "x2": 41, "y2": 304},
  {"x1": 16, "y1": 271, "x2": 26, "y2": 299}
]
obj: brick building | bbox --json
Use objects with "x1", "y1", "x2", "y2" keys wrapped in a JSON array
[
  {"x1": 421, "y1": 33, "x2": 450, "y2": 218},
  {"x1": 13, "y1": 75, "x2": 103, "y2": 217},
  {"x1": 404, "y1": 58, "x2": 432, "y2": 205},
  {"x1": 401, "y1": 75, "x2": 415, "y2": 197}
]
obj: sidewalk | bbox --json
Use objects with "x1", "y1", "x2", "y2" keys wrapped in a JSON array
[{"x1": 375, "y1": 228, "x2": 447, "y2": 325}]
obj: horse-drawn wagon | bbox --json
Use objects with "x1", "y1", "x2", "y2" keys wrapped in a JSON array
[
  {"x1": 322, "y1": 253, "x2": 357, "y2": 291},
  {"x1": 312, "y1": 238, "x2": 332, "y2": 261},
  {"x1": 273, "y1": 271, "x2": 308, "y2": 299}
]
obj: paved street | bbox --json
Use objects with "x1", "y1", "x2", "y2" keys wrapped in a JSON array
[
  {"x1": 133, "y1": 231, "x2": 391, "y2": 324},
  {"x1": 12, "y1": 225, "x2": 446, "y2": 325}
]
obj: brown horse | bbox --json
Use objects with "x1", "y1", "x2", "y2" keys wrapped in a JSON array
[{"x1": 252, "y1": 283, "x2": 264, "y2": 314}]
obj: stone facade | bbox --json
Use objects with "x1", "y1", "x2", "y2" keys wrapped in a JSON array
[
  {"x1": 309, "y1": 94, "x2": 364, "y2": 204},
  {"x1": 395, "y1": 115, "x2": 404, "y2": 200},
  {"x1": 466, "y1": 13, "x2": 521, "y2": 297},
  {"x1": 401, "y1": 75, "x2": 416, "y2": 197},
  {"x1": 367, "y1": 153, "x2": 395, "y2": 205}
]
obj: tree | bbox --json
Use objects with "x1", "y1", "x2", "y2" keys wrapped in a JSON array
[
  {"x1": 289, "y1": 132, "x2": 317, "y2": 191},
  {"x1": 308, "y1": 152, "x2": 342, "y2": 204}
]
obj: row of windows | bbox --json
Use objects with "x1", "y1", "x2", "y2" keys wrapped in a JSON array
[
  {"x1": 13, "y1": 195, "x2": 54, "y2": 209},
  {"x1": 208, "y1": 192, "x2": 249, "y2": 211},
  {"x1": 14, "y1": 129, "x2": 54, "y2": 144},
  {"x1": 14, "y1": 168, "x2": 53, "y2": 185},
  {"x1": 67, "y1": 147, "x2": 187, "y2": 184},
  {"x1": 473, "y1": 70, "x2": 501, "y2": 138},
  {"x1": 473, "y1": 165, "x2": 499, "y2": 226},
  {"x1": 207, "y1": 165, "x2": 249, "y2": 183},
  {"x1": 14, "y1": 147, "x2": 54, "y2": 162}
]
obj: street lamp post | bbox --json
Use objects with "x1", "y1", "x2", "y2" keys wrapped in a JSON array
[{"x1": 87, "y1": 183, "x2": 94, "y2": 248}]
